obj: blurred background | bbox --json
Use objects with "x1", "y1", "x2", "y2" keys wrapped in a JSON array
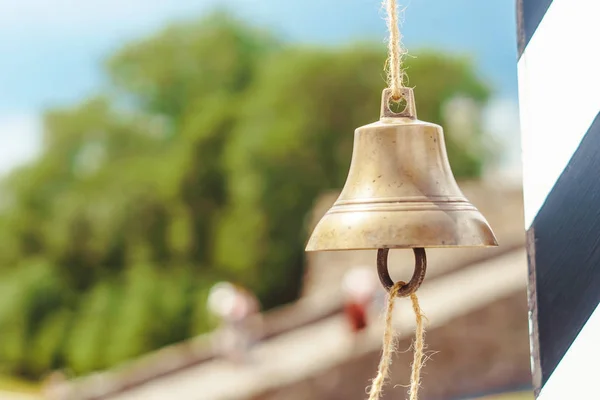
[{"x1": 0, "y1": 1, "x2": 529, "y2": 399}]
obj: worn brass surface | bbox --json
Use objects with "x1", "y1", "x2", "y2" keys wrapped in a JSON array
[{"x1": 306, "y1": 88, "x2": 498, "y2": 251}]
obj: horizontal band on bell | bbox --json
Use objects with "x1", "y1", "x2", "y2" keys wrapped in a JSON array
[
  {"x1": 326, "y1": 201, "x2": 477, "y2": 214},
  {"x1": 335, "y1": 196, "x2": 471, "y2": 205}
]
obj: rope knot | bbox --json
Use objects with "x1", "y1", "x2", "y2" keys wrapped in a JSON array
[{"x1": 390, "y1": 280, "x2": 406, "y2": 298}]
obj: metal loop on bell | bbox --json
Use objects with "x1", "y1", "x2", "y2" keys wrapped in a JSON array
[
  {"x1": 377, "y1": 248, "x2": 427, "y2": 297},
  {"x1": 380, "y1": 88, "x2": 417, "y2": 119}
]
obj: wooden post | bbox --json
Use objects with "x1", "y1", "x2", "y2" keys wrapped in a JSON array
[{"x1": 516, "y1": 0, "x2": 600, "y2": 398}]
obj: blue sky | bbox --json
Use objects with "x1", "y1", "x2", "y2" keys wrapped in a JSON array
[{"x1": 0, "y1": 0, "x2": 520, "y2": 177}]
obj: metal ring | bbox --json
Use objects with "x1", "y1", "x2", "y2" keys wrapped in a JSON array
[{"x1": 377, "y1": 248, "x2": 427, "y2": 297}]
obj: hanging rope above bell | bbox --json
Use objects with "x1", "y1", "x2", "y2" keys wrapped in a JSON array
[
  {"x1": 304, "y1": 0, "x2": 498, "y2": 398},
  {"x1": 384, "y1": 0, "x2": 406, "y2": 101}
]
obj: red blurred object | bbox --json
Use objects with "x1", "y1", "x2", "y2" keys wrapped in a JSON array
[
  {"x1": 341, "y1": 266, "x2": 377, "y2": 333},
  {"x1": 344, "y1": 300, "x2": 368, "y2": 332}
]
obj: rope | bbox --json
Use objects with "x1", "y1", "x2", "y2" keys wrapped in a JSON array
[
  {"x1": 368, "y1": 281, "x2": 426, "y2": 400},
  {"x1": 383, "y1": 0, "x2": 406, "y2": 100}
]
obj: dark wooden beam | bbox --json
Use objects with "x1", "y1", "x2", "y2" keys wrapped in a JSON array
[
  {"x1": 517, "y1": 0, "x2": 554, "y2": 58},
  {"x1": 526, "y1": 113, "x2": 600, "y2": 390}
]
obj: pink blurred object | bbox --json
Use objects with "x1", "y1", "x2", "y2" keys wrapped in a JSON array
[{"x1": 207, "y1": 282, "x2": 262, "y2": 363}]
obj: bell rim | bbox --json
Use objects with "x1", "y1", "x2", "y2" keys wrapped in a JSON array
[
  {"x1": 305, "y1": 242, "x2": 499, "y2": 252},
  {"x1": 305, "y1": 236, "x2": 499, "y2": 252}
]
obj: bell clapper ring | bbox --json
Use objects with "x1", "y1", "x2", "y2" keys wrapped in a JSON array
[{"x1": 377, "y1": 248, "x2": 427, "y2": 297}]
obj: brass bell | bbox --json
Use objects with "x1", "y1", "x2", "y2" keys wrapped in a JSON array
[{"x1": 306, "y1": 88, "x2": 497, "y2": 295}]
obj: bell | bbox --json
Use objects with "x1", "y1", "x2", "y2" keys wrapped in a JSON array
[{"x1": 306, "y1": 88, "x2": 497, "y2": 253}]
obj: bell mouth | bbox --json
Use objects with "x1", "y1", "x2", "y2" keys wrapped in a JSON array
[
  {"x1": 305, "y1": 207, "x2": 498, "y2": 252},
  {"x1": 306, "y1": 244, "x2": 499, "y2": 252}
]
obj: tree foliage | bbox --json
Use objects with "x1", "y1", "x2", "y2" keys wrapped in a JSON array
[{"x1": 0, "y1": 11, "x2": 490, "y2": 379}]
